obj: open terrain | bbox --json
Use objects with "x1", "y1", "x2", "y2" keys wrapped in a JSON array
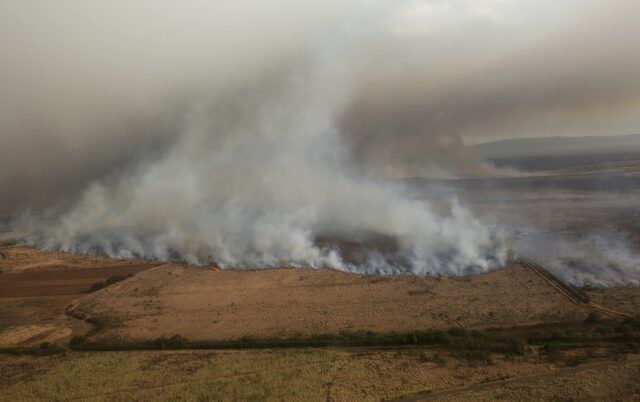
[
  {"x1": 70, "y1": 263, "x2": 588, "y2": 342},
  {"x1": 1, "y1": 155, "x2": 640, "y2": 400},
  {"x1": 2, "y1": 348, "x2": 639, "y2": 401},
  {"x1": 1, "y1": 243, "x2": 639, "y2": 401},
  {"x1": 0, "y1": 246, "x2": 158, "y2": 347}
]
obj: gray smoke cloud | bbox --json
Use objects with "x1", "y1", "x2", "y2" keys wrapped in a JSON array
[
  {"x1": 517, "y1": 232, "x2": 640, "y2": 287},
  {"x1": 2, "y1": 1, "x2": 640, "y2": 275}
]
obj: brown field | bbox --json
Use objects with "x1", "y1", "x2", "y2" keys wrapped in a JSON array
[
  {"x1": 0, "y1": 246, "x2": 154, "y2": 274},
  {"x1": 586, "y1": 287, "x2": 640, "y2": 316},
  {"x1": 71, "y1": 263, "x2": 589, "y2": 342},
  {"x1": 0, "y1": 264, "x2": 157, "y2": 298},
  {"x1": 0, "y1": 247, "x2": 158, "y2": 346},
  {"x1": 1, "y1": 245, "x2": 639, "y2": 401}
]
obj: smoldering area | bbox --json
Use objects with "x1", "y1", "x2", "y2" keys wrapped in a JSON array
[{"x1": 1, "y1": 1, "x2": 640, "y2": 285}]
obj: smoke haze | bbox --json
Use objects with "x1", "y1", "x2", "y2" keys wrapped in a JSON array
[{"x1": 2, "y1": 1, "x2": 640, "y2": 276}]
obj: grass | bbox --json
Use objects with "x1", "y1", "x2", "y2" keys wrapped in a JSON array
[
  {"x1": 3, "y1": 317, "x2": 639, "y2": 400},
  {"x1": 3, "y1": 317, "x2": 640, "y2": 401},
  {"x1": 0, "y1": 349, "x2": 348, "y2": 401},
  {"x1": 69, "y1": 327, "x2": 528, "y2": 356},
  {"x1": 0, "y1": 343, "x2": 65, "y2": 356},
  {"x1": 0, "y1": 348, "x2": 505, "y2": 401},
  {"x1": 68, "y1": 316, "x2": 640, "y2": 357}
]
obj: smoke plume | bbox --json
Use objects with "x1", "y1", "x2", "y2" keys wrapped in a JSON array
[
  {"x1": 517, "y1": 232, "x2": 640, "y2": 287},
  {"x1": 3, "y1": 1, "x2": 640, "y2": 275}
]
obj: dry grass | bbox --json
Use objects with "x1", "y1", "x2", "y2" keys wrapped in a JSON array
[
  {"x1": 71, "y1": 263, "x2": 589, "y2": 342},
  {"x1": 2, "y1": 348, "x2": 637, "y2": 402}
]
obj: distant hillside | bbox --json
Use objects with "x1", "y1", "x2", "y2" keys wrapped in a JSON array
[{"x1": 472, "y1": 133, "x2": 640, "y2": 159}]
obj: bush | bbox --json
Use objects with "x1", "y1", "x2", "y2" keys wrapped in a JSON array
[
  {"x1": 106, "y1": 274, "x2": 128, "y2": 285},
  {"x1": 460, "y1": 350, "x2": 493, "y2": 364},
  {"x1": 541, "y1": 342, "x2": 557, "y2": 354},
  {"x1": 167, "y1": 334, "x2": 186, "y2": 347},
  {"x1": 239, "y1": 335, "x2": 256, "y2": 344},
  {"x1": 585, "y1": 312, "x2": 601, "y2": 324},
  {"x1": 527, "y1": 330, "x2": 547, "y2": 342},
  {"x1": 448, "y1": 327, "x2": 467, "y2": 337},
  {"x1": 90, "y1": 281, "x2": 106, "y2": 292},
  {"x1": 70, "y1": 336, "x2": 87, "y2": 346},
  {"x1": 565, "y1": 355, "x2": 586, "y2": 367},
  {"x1": 499, "y1": 338, "x2": 526, "y2": 354},
  {"x1": 594, "y1": 326, "x2": 615, "y2": 336},
  {"x1": 431, "y1": 353, "x2": 447, "y2": 367},
  {"x1": 622, "y1": 317, "x2": 640, "y2": 330}
]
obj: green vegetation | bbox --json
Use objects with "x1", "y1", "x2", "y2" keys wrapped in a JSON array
[
  {"x1": 89, "y1": 273, "x2": 134, "y2": 292},
  {"x1": 106, "y1": 274, "x2": 131, "y2": 285},
  {"x1": 2, "y1": 316, "x2": 640, "y2": 401},
  {"x1": 69, "y1": 335, "x2": 87, "y2": 346},
  {"x1": 585, "y1": 312, "x2": 601, "y2": 323},
  {"x1": 67, "y1": 316, "x2": 640, "y2": 358},
  {"x1": 85, "y1": 315, "x2": 123, "y2": 335},
  {"x1": 0, "y1": 343, "x2": 65, "y2": 356},
  {"x1": 0, "y1": 350, "x2": 352, "y2": 401},
  {"x1": 69, "y1": 327, "x2": 526, "y2": 357}
]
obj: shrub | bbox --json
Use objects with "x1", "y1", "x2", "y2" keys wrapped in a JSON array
[
  {"x1": 460, "y1": 350, "x2": 493, "y2": 364},
  {"x1": 585, "y1": 312, "x2": 601, "y2": 324},
  {"x1": 541, "y1": 342, "x2": 555, "y2": 353},
  {"x1": 565, "y1": 355, "x2": 586, "y2": 367},
  {"x1": 594, "y1": 326, "x2": 615, "y2": 336},
  {"x1": 622, "y1": 317, "x2": 640, "y2": 330},
  {"x1": 167, "y1": 334, "x2": 186, "y2": 347},
  {"x1": 106, "y1": 274, "x2": 128, "y2": 285},
  {"x1": 527, "y1": 330, "x2": 547, "y2": 342},
  {"x1": 70, "y1": 336, "x2": 87, "y2": 346},
  {"x1": 448, "y1": 327, "x2": 467, "y2": 337},
  {"x1": 499, "y1": 338, "x2": 526, "y2": 354},
  {"x1": 90, "y1": 281, "x2": 106, "y2": 292},
  {"x1": 239, "y1": 335, "x2": 256, "y2": 344},
  {"x1": 431, "y1": 353, "x2": 447, "y2": 367}
]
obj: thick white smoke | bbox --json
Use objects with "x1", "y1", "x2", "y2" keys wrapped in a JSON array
[
  {"x1": 11, "y1": 0, "x2": 640, "y2": 276},
  {"x1": 17, "y1": 7, "x2": 508, "y2": 274}
]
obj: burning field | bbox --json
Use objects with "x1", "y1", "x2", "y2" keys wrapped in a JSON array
[{"x1": 2, "y1": 0, "x2": 640, "y2": 400}]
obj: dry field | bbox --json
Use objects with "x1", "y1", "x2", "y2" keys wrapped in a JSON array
[
  {"x1": 1, "y1": 245, "x2": 640, "y2": 401},
  {"x1": 0, "y1": 247, "x2": 157, "y2": 346},
  {"x1": 70, "y1": 262, "x2": 589, "y2": 342},
  {"x1": 1, "y1": 348, "x2": 639, "y2": 401}
]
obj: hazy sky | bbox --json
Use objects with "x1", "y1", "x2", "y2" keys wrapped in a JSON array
[{"x1": 1, "y1": 0, "x2": 640, "y2": 210}]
